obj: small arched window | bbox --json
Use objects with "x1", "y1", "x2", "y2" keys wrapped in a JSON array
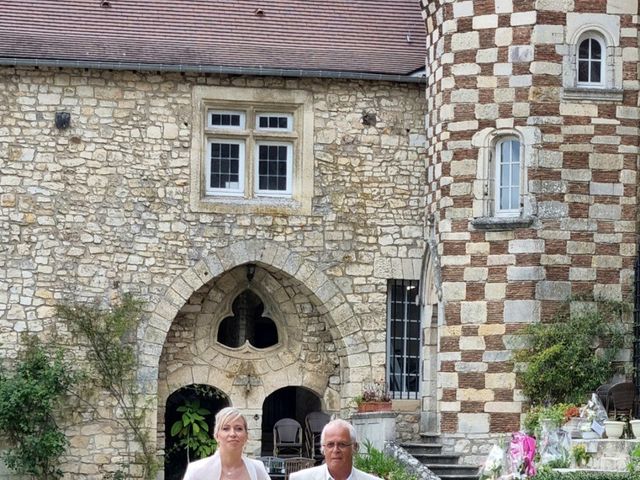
[
  {"x1": 217, "y1": 290, "x2": 278, "y2": 349},
  {"x1": 577, "y1": 36, "x2": 605, "y2": 86},
  {"x1": 493, "y1": 137, "x2": 521, "y2": 217}
]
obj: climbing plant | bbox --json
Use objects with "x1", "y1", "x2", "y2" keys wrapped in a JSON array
[
  {"x1": 0, "y1": 335, "x2": 75, "y2": 480},
  {"x1": 57, "y1": 293, "x2": 158, "y2": 479},
  {"x1": 514, "y1": 296, "x2": 629, "y2": 406}
]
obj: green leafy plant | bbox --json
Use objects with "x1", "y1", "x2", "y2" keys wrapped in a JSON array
[
  {"x1": 514, "y1": 296, "x2": 629, "y2": 405},
  {"x1": 0, "y1": 335, "x2": 75, "y2": 479},
  {"x1": 170, "y1": 399, "x2": 217, "y2": 462},
  {"x1": 572, "y1": 444, "x2": 592, "y2": 467},
  {"x1": 57, "y1": 294, "x2": 158, "y2": 479},
  {"x1": 628, "y1": 442, "x2": 640, "y2": 476},
  {"x1": 523, "y1": 403, "x2": 577, "y2": 437},
  {"x1": 354, "y1": 440, "x2": 417, "y2": 480}
]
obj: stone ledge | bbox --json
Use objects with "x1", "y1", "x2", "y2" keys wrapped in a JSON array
[
  {"x1": 562, "y1": 87, "x2": 624, "y2": 103},
  {"x1": 471, "y1": 216, "x2": 534, "y2": 231}
]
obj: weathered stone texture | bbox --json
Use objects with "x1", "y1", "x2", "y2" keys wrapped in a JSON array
[{"x1": 0, "y1": 67, "x2": 426, "y2": 476}]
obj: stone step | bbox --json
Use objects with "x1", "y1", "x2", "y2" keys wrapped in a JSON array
[
  {"x1": 409, "y1": 453, "x2": 463, "y2": 464},
  {"x1": 425, "y1": 463, "x2": 479, "y2": 478},
  {"x1": 400, "y1": 441, "x2": 443, "y2": 455}
]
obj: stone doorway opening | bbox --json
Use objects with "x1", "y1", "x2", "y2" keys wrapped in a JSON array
[
  {"x1": 260, "y1": 386, "x2": 322, "y2": 456},
  {"x1": 164, "y1": 384, "x2": 229, "y2": 480}
]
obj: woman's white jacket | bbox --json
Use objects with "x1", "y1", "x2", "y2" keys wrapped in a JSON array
[{"x1": 183, "y1": 452, "x2": 271, "y2": 480}]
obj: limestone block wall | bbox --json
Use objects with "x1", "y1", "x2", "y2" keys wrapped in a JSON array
[
  {"x1": 421, "y1": 0, "x2": 639, "y2": 464},
  {"x1": 0, "y1": 67, "x2": 426, "y2": 477}
]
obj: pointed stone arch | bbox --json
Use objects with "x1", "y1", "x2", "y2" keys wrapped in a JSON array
[{"x1": 137, "y1": 239, "x2": 366, "y2": 400}]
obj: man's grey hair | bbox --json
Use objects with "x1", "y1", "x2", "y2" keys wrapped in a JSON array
[{"x1": 320, "y1": 418, "x2": 358, "y2": 446}]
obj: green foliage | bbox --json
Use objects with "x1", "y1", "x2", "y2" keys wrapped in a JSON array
[
  {"x1": 0, "y1": 335, "x2": 75, "y2": 479},
  {"x1": 354, "y1": 441, "x2": 417, "y2": 480},
  {"x1": 514, "y1": 297, "x2": 629, "y2": 405},
  {"x1": 571, "y1": 444, "x2": 592, "y2": 467},
  {"x1": 57, "y1": 294, "x2": 158, "y2": 480},
  {"x1": 627, "y1": 442, "x2": 640, "y2": 476},
  {"x1": 523, "y1": 403, "x2": 576, "y2": 437},
  {"x1": 170, "y1": 399, "x2": 217, "y2": 462}
]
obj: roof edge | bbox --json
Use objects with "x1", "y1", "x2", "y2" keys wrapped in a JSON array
[{"x1": 0, "y1": 57, "x2": 427, "y2": 84}]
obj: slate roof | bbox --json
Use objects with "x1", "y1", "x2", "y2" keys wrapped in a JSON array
[{"x1": 0, "y1": 0, "x2": 426, "y2": 80}]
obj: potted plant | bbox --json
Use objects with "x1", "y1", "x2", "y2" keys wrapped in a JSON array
[
  {"x1": 355, "y1": 381, "x2": 392, "y2": 413},
  {"x1": 630, "y1": 419, "x2": 640, "y2": 438},
  {"x1": 603, "y1": 419, "x2": 626, "y2": 439}
]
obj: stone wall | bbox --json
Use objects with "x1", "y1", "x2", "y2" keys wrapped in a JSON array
[
  {"x1": 0, "y1": 67, "x2": 426, "y2": 477},
  {"x1": 421, "y1": 0, "x2": 639, "y2": 464}
]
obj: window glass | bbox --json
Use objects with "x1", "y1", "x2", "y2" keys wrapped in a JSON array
[
  {"x1": 577, "y1": 37, "x2": 604, "y2": 85},
  {"x1": 208, "y1": 140, "x2": 244, "y2": 193},
  {"x1": 256, "y1": 142, "x2": 292, "y2": 194},
  {"x1": 387, "y1": 279, "x2": 420, "y2": 399},
  {"x1": 209, "y1": 111, "x2": 244, "y2": 128},
  {"x1": 495, "y1": 138, "x2": 521, "y2": 215},
  {"x1": 257, "y1": 114, "x2": 292, "y2": 131}
]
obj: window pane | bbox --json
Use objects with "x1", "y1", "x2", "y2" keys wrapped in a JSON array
[
  {"x1": 579, "y1": 40, "x2": 589, "y2": 59},
  {"x1": 257, "y1": 114, "x2": 291, "y2": 131},
  {"x1": 257, "y1": 143, "x2": 290, "y2": 192},
  {"x1": 511, "y1": 162, "x2": 519, "y2": 185},
  {"x1": 591, "y1": 39, "x2": 601, "y2": 59},
  {"x1": 501, "y1": 162, "x2": 510, "y2": 185},
  {"x1": 500, "y1": 187, "x2": 509, "y2": 210},
  {"x1": 578, "y1": 61, "x2": 589, "y2": 82},
  {"x1": 591, "y1": 61, "x2": 601, "y2": 82},
  {"x1": 210, "y1": 141, "x2": 241, "y2": 190},
  {"x1": 511, "y1": 187, "x2": 520, "y2": 209},
  {"x1": 210, "y1": 111, "x2": 242, "y2": 127}
]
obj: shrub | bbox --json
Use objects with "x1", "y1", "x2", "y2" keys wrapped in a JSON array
[
  {"x1": 514, "y1": 296, "x2": 629, "y2": 406},
  {"x1": 354, "y1": 441, "x2": 417, "y2": 480},
  {"x1": 0, "y1": 335, "x2": 75, "y2": 480}
]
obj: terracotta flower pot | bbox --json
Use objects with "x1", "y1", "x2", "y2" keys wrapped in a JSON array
[{"x1": 357, "y1": 401, "x2": 392, "y2": 413}]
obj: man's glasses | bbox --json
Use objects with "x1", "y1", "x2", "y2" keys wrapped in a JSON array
[{"x1": 322, "y1": 442, "x2": 353, "y2": 450}]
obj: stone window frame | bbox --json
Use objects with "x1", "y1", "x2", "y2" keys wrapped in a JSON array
[
  {"x1": 191, "y1": 86, "x2": 314, "y2": 215},
  {"x1": 212, "y1": 283, "x2": 287, "y2": 359},
  {"x1": 471, "y1": 127, "x2": 538, "y2": 230},
  {"x1": 562, "y1": 13, "x2": 623, "y2": 102}
]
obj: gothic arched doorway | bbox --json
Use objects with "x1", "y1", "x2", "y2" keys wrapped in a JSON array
[
  {"x1": 164, "y1": 385, "x2": 230, "y2": 480},
  {"x1": 261, "y1": 386, "x2": 322, "y2": 456}
]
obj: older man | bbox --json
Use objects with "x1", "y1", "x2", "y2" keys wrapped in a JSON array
[{"x1": 289, "y1": 419, "x2": 382, "y2": 480}]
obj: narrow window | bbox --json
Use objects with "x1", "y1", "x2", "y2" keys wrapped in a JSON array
[
  {"x1": 577, "y1": 37, "x2": 604, "y2": 86},
  {"x1": 387, "y1": 279, "x2": 421, "y2": 399},
  {"x1": 206, "y1": 139, "x2": 245, "y2": 195},
  {"x1": 495, "y1": 138, "x2": 521, "y2": 216},
  {"x1": 255, "y1": 142, "x2": 293, "y2": 196}
]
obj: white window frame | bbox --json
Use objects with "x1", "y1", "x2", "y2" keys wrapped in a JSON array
[
  {"x1": 472, "y1": 127, "x2": 538, "y2": 222},
  {"x1": 494, "y1": 137, "x2": 522, "y2": 217},
  {"x1": 256, "y1": 113, "x2": 293, "y2": 132},
  {"x1": 254, "y1": 141, "x2": 293, "y2": 196},
  {"x1": 576, "y1": 35, "x2": 605, "y2": 88},
  {"x1": 205, "y1": 138, "x2": 246, "y2": 196},
  {"x1": 191, "y1": 86, "x2": 313, "y2": 215}
]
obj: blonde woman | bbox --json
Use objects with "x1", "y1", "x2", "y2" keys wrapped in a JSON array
[{"x1": 183, "y1": 407, "x2": 271, "y2": 480}]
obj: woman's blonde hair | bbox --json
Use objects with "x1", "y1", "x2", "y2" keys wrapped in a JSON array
[{"x1": 214, "y1": 407, "x2": 247, "y2": 436}]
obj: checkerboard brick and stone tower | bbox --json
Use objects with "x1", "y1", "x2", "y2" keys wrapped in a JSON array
[{"x1": 419, "y1": 0, "x2": 639, "y2": 460}]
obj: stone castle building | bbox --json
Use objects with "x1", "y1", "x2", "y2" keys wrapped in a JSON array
[{"x1": 0, "y1": 0, "x2": 639, "y2": 478}]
